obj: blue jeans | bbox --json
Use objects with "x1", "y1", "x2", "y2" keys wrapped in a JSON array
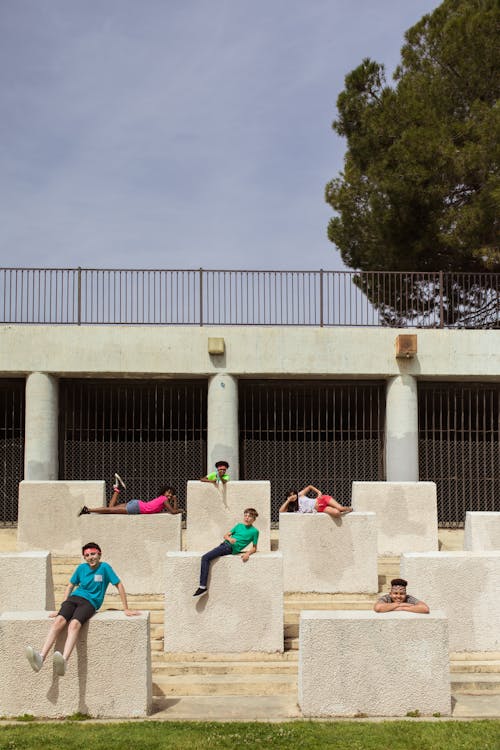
[{"x1": 200, "y1": 541, "x2": 233, "y2": 587}]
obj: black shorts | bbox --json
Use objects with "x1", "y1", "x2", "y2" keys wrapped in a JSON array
[{"x1": 58, "y1": 595, "x2": 96, "y2": 625}]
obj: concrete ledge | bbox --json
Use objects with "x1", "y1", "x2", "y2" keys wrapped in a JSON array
[
  {"x1": 401, "y1": 552, "x2": 500, "y2": 652},
  {"x1": 352, "y1": 481, "x2": 438, "y2": 554},
  {"x1": 298, "y1": 610, "x2": 451, "y2": 717},
  {"x1": 0, "y1": 611, "x2": 152, "y2": 718},
  {"x1": 464, "y1": 512, "x2": 500, "y2": 551},
  {"x1": 186, "y1": 481, "x2": 270, "y2": 552},
  {"x1": 17, "y1": 481, "x2": 106, "y2": 555},
  {"x1": 0, "y1": 551, "x2": 55, "y2": 611},
  {"x1": 165, "y1": 552, "x2": 283, "y2": 652},
  {"x1": 279, "y1": 512, "x2": 378, "y2": 593},
  {"x1": 78, "y1": 514, "x2": 181, "y2": 593}
]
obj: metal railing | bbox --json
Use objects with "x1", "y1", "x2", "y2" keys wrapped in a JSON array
[{"x1": 0, "y1": 267, "x2": 498, "y2": 328}]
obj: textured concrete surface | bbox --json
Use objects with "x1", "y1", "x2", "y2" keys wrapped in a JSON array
[
  {"x1": 78, "y1": 514, "x2": 181, "y2": 593},
  {"x1": 165, "y1": 552, "x2": 283, "y2": 652},
  {"x1": 352, "y1": 482, "x2": 438, "y2": 555},
  {"x1": 0, "y1": 611, "x2": 151, "y2": 718},
  {"x1": 298, "y1": 610, "x2": 451, "y2": 717},
  {"x1": 279, "y1": 512, "x2": 378, "y2": 593},
  {"x1": 0, "y1": 551, "x2": 54, "y2": 611},
  {"x1": 464, "y1": 512, "x2": 500, "y2": 551},
  {"x1": 17, "y1": 481, "x2": 106, "y2": 554},
  {"x1": 186, "y1": 481, "x2": 271, "y2": 552},
  {"x1": 401, "y1": 552, "x2": 500, "y2": 652}
]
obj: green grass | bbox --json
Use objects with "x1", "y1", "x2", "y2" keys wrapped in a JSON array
[{"x1": 0, "y1": 720, "x2": 498, "y2": 750}]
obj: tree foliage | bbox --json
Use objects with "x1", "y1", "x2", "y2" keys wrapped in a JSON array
[{"x1": 325, "y1": 0, "x2": 499, "y2": 326}]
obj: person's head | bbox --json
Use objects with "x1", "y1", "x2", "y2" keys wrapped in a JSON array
[
  {"x1": 159, "y1": 486, "x2": 176, "y2": 499},
  {"x1": 389, "y1": 578, "x2": 408, "y2": 603},
  {"x1": 285, "y1": 489, "x2": 298, "y2": 511},
  {"x1": 215, "y1": 460, "x2": 229, "y2": 476},
  {"x1": 243, "y1": 507, "x2": 258, "y2": 525},
  {"x1": 82, "y1": 542, "x2": 102, "y2": 568}
]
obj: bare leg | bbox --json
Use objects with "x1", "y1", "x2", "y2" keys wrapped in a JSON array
[
  {"x1": 109, "y1": 489, "x2": 121, "y2": 508},
  {"x1": 89, "y1": 505, "x2": 128, "y2": 514},
  {"x1": 323, "y1": 505, "x2": 341, "y2": 518},
  {"x1": 39, "y1": 615, "x2": 68, "y2": 660},
  {"x1": 326, "y1": 498, "x2": 353, "y2": 514},
  {"x1": 62, "y1": 619, "x2": 82, "y2": 661}
]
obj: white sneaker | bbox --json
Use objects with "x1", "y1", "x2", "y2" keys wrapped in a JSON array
[
  {"x1": 53, "y1": 651, "x2": 66, "y2": 676},
  {"x1": 114, "y1": 472, "x2": 126, "y2": 490},
  {"x1": 25, "y1": 646, "x2": 43, "y2": 673}
]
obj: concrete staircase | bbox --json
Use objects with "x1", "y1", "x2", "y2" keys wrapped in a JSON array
[{"x1": 50, "y1": 554, "x2": 500, "y2": 709}]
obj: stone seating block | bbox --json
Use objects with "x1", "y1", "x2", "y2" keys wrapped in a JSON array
[
  {"x1": 0, "y1": 551, "x2": 55, "y2": 611},
  {"x1": 185, "y1": 480, "x2": 271, "y2": 552},
  {"x1": 298, "y1": 610, "x2": 450, "y2": 717},
  {"x1": 464, "y1": 512, "x2": 500, "y2": 551},
  {"x1": 352, "y1": 481, "x2": 438, "y2": 555},
  {"x1": 0, "y1": 611, "x2": 151, "y2": 718},
  {"x1": 164, "y1": 552, "x2": 283, "y2": 652},
  {"x1": 401, "y1": 551, "x2": 500, "y2": 652},
  {"x1": 17, "y1": 481, "x2": 106, "y2": 555},
  {"x1": 78, "y1": 514, "x2": 181, "y2": 593},
  {"x1": 279, "y1": 512, "x2": 378, "y2": 593}
]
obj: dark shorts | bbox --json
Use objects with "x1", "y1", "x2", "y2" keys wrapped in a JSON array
[
  {"x1": 126, "y1": 499, "x2": 141, "y2": 514},
  {"x1": 58, "y1": 595, "x2": 96, "y2": 625}
]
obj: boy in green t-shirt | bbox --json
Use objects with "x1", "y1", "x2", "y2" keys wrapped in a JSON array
[
  {"x1": 199, "y1": 460, "x2": 230, "y2": 485},
  {"x1": 193, "y1": 508, "x2": 259, "y2": 597}
]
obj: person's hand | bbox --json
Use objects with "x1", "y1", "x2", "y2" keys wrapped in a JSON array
[
  {"x1": 124, "y1": 609, "x2": 141, "y2": 617},
  {"x1": 48, "y1": 611, "x2": 58, "y2": 618},
  {"x1": 241, "y1": 552, "x2": 250, "y2": 562},
  {"x1": 227, "y1": 536, "x2": 236, "y2": 544}
]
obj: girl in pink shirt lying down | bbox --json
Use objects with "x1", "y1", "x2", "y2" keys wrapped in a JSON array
[{"x1": 78, "y1": 473, "x2": 181, "y2": 516}]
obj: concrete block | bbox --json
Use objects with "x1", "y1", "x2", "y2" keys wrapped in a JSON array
[
  {"x1": 164, "y1": 552, "x2": 283, "y2": 652},
  {"x1": 17, "y1": 481, "x2": 106, "y2": 555},
  {"x1": 186, "y1": 480, "x2": 271, "y2": 552},
  {"x1": 298, "y1": 610, "x2": 450, "y2": 717},
  {"x1": 78, "y1": 514, "x2": 181, "y2": 593},
  {"x1": 0, "y1": 551, "x2": 55, "y2": 611},
  {"x1": 352, "y1": 481, "x2": 438, "y2": 555},
  {"x1": 464, "y1": 512, "x2": 500, "y2": 551},
  {"x1": 279, "y1": 512, "x2": 378, "y2": 593},
  {"x1": 0, "y1": 611, "x2": 152, "y2": 718},
  {"x1": 401, "y1": 552, "x2": 500, "y2": 652}
]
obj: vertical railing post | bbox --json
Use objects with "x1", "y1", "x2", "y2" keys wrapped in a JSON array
[
  {"x1": 199, "y1": 267, "x2": 203, "y2": 327},
  {"x1": 439, "y1": 270, "x2": 444, "y2": 328},
  {"x1": 319, "y1": 269, "x2": 324, "y2": 327},
  {"x1": 77, "y1": 267, "x2": 82, "y2": 325}
]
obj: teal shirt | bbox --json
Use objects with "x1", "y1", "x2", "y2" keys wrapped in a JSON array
[
  {"x1": 229, "y1": 523, "x2": 259, "y2": 554},
  {"x1": 70, "y1": 561, "x2": 120, "y2": 611}
]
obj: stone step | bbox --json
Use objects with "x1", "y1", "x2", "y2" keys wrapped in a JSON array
[
  {"x1": 450, "y1": 673, "x2": 500, "y2": 694},
  {"x1": 152, "y1": 660, "x2": 297, "y2": 676},
  {"x1": 152, "y1": 651, "x2": 298, "y2": 663},
  {"x1": 152, "y1": 673, "x2": 297, "y2": 697},
  {"x1": 450, "y1": 660, "x2": 500, "y2": 674}
]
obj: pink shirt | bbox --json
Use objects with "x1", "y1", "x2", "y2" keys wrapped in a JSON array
[{"x1": 138, "y1": 495, "x2": 167, "y2": 514}]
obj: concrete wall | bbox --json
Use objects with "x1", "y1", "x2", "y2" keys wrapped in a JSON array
[
  {"x1": 464, "y1": 512, "x2": 500, "y2": 551},
  {"x1": 0, "y1": 611, "x2": 151, "y2": 718},
  {"x1": 17, "y1": 481, "x2": 106, "y2": 554},
  {"x1": 164, "y1": 552, "x2": 283, "y2": 652},
  {"x1": 298, "y1": 610, "x2": 450, "y2": 717},
  {"x1": 186, "y1": 481, "x2": 271, "y2": 552},
  {"x1": 279, "y1": 512, "x2": 378, "y2": 593},
  {"x1": 78, "y1": 514, "x2": 182, "y2": 593},
  {"x1": 352, "y1": 482, "x2": 438, "y2": 555},
  {"x1": 0, "y1": 552, "x2": 55, "y2": 611},
  {"x1": 401, "y1": 552, "x2": 500, "y2": 652}
]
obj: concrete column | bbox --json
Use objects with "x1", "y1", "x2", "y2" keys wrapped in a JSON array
[
  {"x1": 385, "y1": 374, "x2": 418, "y2": 481},
  {"x1": 24, "y1": 372, "x2": 58, "y2": 480},
  {"x1": 207, "y1": 374, "x2": 239, "y2": 479}
]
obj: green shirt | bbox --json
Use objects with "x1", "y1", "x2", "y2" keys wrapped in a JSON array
[
  {"x1": 229, "y1": 523, "x2": 259, "y2": 554},
  {"x1": 206, "y1": 471, "x2": 230, "y2": 482}
]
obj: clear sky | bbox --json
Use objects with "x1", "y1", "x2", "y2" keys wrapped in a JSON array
[{"x1": 0, "y1": 0, "x2": 441, "y2": 271}]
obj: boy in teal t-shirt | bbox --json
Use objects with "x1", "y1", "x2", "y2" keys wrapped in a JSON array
[
  {"x1": 193, "y1": 508, "x2": 259, "y2": 596},
  {"x1": 25, "y1": 542, "x2": 139, "y2": 677}
]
